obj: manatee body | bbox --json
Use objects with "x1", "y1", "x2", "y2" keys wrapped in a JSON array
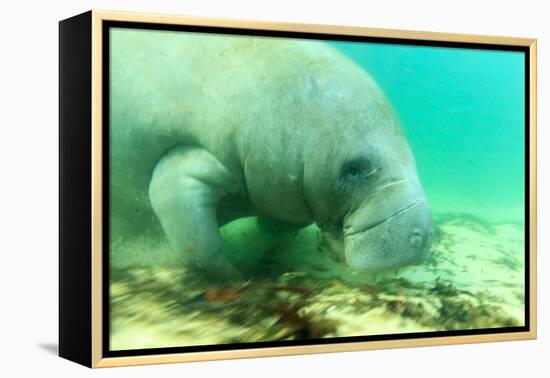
[{"x1": 110, "y1": 29, "x2": 433, "y2": 280}]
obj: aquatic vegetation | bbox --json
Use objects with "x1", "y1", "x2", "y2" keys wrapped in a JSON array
[{"x1": 109, "y1": 212, "x2": 525, "y2": 350}]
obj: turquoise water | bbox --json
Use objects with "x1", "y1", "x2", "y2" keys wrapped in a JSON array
[
  {"x1": 333, "y1": 41, "x2": 525, "y2": 222},
  {"x1": 108, "y1": 30, "x2": 527, "y2": 350}
]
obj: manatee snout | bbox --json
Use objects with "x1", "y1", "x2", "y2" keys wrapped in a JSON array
[{"x1": 342, "y1": 180, "x2": 433, "y2": 272}]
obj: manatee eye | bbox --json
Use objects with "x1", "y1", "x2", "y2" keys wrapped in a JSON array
[
  {"x1": 346, "y1": 164, "x2": 361, "y2": 178},
  {"x1": 342, "y1": 157, "x2": 373, "y2": 180}
]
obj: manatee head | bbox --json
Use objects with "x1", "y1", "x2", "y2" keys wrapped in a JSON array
[
  {"x1": 338, "y1": 170, "x2": 433, "y2": 272},
  {"x1": 301, "y1": 53, "x2": 433, "y2": 272}
]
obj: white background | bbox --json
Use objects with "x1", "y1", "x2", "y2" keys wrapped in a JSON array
[{"x1": 0, "y1": 0, "x2": 547, "y2": 376}]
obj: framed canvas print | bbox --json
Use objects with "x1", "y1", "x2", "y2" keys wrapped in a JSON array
[{"x1": 59, "y1": 10, "x2": 537, "y2": 368}]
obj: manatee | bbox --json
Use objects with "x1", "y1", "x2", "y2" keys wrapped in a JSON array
[{"x1": 110, "y1": 29, "x2": 433, "y2": 281}]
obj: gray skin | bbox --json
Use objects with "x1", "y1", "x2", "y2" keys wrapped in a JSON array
[{"x1": 110, "y1": 29, "x2": 433, "y2": 281}]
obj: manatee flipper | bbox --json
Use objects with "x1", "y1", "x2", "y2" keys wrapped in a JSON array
[{"x1": 149, "y1": 145, "x2": 243, "y2": 282}]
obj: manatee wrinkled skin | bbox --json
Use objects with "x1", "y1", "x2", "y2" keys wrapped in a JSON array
[{"x1": 110, "y1": 29, "x2": 433, "y2": 281}]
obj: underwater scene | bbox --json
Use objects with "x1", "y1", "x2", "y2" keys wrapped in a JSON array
[{"x1": 108, "y1": 28, "x2": 526, "y2": 351}]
